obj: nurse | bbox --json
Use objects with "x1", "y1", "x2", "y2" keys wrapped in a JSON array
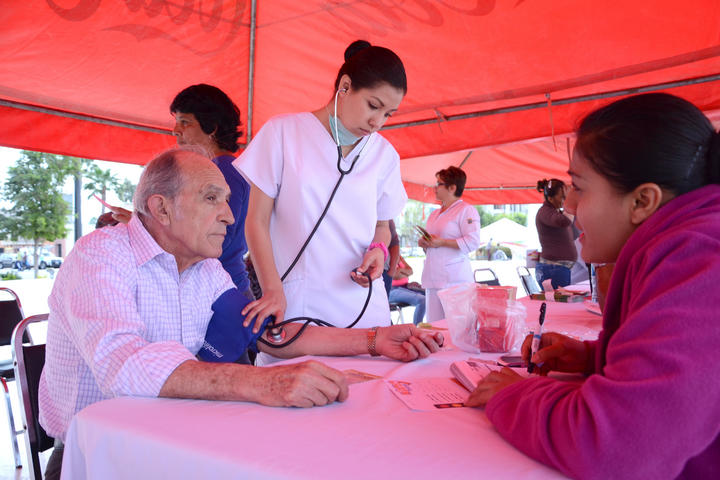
[
  {"x1": 236, "y1": 40, "x2": 408, "y2": 361},
  {"x1": 420, "y1": 166, "x2": 481, "y2": 322}
]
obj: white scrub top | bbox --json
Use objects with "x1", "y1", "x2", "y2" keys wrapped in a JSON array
[
  {"x1": 421, "y1": 199, "x2": 481, "y2": 289},
  {"x1": 235, "y1": 112, "x2": 407, "y2": 331}
]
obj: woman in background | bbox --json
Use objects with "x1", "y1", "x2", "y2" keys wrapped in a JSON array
[
  {"x1": 419, "y1": 166, "x2": 481, "y2": 322},
  {"x1": 468, "y1": 93, "x2": 720, "y2": 479},
  {"x1": 534, "y1": 178, "x2": 576, "y2": 289}
]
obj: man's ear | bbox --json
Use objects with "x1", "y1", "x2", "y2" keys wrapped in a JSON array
[
  {"x1": 146, "y1": 194, "x2": 172, "y2": 226},
  {"x1": 628, "y1": 183, "x2": 664, "y2": 225}
]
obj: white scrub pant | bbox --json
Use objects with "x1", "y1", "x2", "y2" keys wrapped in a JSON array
[{"x1": 425, "y1": 288, "x2": 445, "y2": 323}]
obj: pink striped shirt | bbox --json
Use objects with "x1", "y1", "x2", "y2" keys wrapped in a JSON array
[{"x1": 39, "y1": 215, "x2": 234, "y2": 440}]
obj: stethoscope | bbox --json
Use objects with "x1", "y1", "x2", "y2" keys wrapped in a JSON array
[{"x1": 258, "y1": 89, "x2": 374, "y2": 349}]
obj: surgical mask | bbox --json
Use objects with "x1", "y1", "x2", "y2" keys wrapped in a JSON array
[{"x1": 329, "y1": 89, "x2": 362, "y2": 146}]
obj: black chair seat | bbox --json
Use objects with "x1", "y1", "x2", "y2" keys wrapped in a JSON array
[{"x1": 389, "y1": 302, "x2": 411, "y2": 310}]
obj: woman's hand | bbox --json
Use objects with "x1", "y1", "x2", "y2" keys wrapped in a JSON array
[
  {"x1": 465, "y1": 368, "x2": 524, "y2": 407},
  {"x1": 521, "y1": 332, "x2": 589, "y2": 375},
  {"x1": 241, "y1": 287, "x2": 287, "y2": 332},
  {"x1": 350, "y1": 248, "x2": 385, "y2": 287},
  {"x1": 418, "y1": 235, "x2": 443, "y2": 249},
  {"x1": 108, "y1": 206, "x2": 132, "y2": 224}
]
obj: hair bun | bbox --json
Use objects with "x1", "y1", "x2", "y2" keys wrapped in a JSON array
[
  {"x1": 345, "y1": 40, "x2": 372, "y2": 61},
  {"x1": 536, "y1": 179, "x2": 547, "y2": 192},
  {"x1": 708, "y1": 130, "x2": 720, "y2": 184}
]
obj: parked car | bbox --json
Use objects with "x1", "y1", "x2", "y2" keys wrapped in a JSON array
[
  {"x1": 0, "y1": 253, "x2": 15, "y2": 268},
  {"x1": 26, "y1": 252, "x2": 63, "y2": 269}
]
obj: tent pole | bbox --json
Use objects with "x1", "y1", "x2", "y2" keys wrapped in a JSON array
[
  {"x1": 246, "y1": 0, "x2": 258, "y2": 144},
  {"x1": 0, "y1": 99, "x2": 171, "y2": 135},
  {"x1": 464, "y1": 186, "x2": 535, "y2": 191},
  {"x1": 458, "y1": 151, "x2": 473, "y2": 168},
  {"x1": 383, "y1": 73, "x2": 720, "y2": 131}
]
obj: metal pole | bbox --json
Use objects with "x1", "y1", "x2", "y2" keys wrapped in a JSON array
[
  {"x1": 245, "y1": 0, "x2": 258, "y2": 143},
  {"x1": 383, "y1": 73, "x2": 720, "y2": 131},
  {"x1": 0, "y1": 99, "x2": 172, "y2": 135},
  {"x1": 74, "y1": 174, "x2": 82, "y2": 241},
  {"x1": 463, "y1": 186, "x2": 536, "y2": 191}
]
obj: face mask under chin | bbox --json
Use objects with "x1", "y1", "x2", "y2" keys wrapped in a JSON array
[{"x1": 328, "y1": 112, "x2": 362, "y2": 146}]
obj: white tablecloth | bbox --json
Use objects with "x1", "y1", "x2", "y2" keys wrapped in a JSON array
[{"x1": 61, "y1": 299, "x2": 601, "y2": 480}]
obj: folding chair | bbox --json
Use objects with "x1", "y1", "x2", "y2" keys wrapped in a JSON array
[
  {"x1": 13, "y1": 314, "x2": 54, "y2": 480},
  {"x1": 0, "y1": 287, "x2": 28, "y2": 468},
  {"x1": 389, "y1": 302, "x2": 412, "y2": 325},
  {"x1": 517, "y1": 266, "x2": 542, "y2": 295},
  {"x1": 473, "y1": 268, "x2": 500, "y2": 286}
]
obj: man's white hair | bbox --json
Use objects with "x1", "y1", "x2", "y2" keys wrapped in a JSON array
[{"x1": 133, "y1": 145, "x2": 210, "y2": 217}]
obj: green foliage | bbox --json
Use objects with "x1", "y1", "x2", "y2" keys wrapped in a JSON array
[
  {"x1": 115, "y1": 178, "x2": 137, "y2": 204},
  {"x1": 475, "y1": 244, "x2": 513, "y2": 260},
  {"x1": 0, "y1": 271, "x2": 20, "y2": 280},
  {"x1": 475, "y1": 207, "x2": 528, "y2": 227},
  {"x1": 84, "y1": 165, "x2": 119, "y2": 211},
  {"x1": 0, "y1": 151, "x2": 74, "y2": 277},
  {"x1": 0, "y1": 151, "x2": 72, "y2": 243},
  {"x1": 396, "y1": 200, "x2": 429, "y2": 245}
]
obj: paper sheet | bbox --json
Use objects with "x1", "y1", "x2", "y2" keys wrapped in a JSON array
[{"x1": 385, "y1": 378, "x2": 469, "y2": 411}]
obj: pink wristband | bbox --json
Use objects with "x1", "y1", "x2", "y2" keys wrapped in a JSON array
[{"x1": 368, "y1": 242, "x2": 389, "y2": 262}]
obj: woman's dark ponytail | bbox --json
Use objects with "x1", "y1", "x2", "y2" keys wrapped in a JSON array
[{"x1": 708, "y1": 130, "x2": 720, "y2": 184}]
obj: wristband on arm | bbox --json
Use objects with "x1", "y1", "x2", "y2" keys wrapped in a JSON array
[{"x1": 368, "y1": 242, "x2": 389, "y2": 262}]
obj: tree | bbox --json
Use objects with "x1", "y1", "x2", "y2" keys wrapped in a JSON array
[
  {"x1": 115, "y1": 178, "x2": 137, "y2": 205},
  {"x1": 475, "y1": 206, "x2": 528, "y2": 227},
  {"x1": 84, "y1": 165, "x2": 119, "y2": 213},
  {"x1": 0, "y1": 151, "x2": 73, "y2": 278}
]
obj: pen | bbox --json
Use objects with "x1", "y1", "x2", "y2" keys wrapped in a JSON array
[{"x1": 528, "y1": 302, "x2": 546, "y2": 373}]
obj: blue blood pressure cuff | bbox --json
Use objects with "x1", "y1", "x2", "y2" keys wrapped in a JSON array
[{"x1": 198, "y1": 288, "x2": 272, "y2": 363}]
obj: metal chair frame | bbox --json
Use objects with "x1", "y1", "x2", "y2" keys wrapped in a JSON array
[
  {"x1": 517, "y1": 266, "x2": 542, "y2": 295},
  {"x1": 389, "y1": 302, "x2": 411, "y2": 325},
  {"x1": 473, "y1": 268, "x2": 500, "y2": 286},
  {"x1": 0, "y1": 287, "x2": 27, "y2": 468},
  {"x1": 12, "y1": 313, "x2": 52, "y2": 480}
]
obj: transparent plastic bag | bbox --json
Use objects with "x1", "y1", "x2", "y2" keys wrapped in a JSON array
[{"x1": 438, "y1": 283, "x2": 527, "y2": 353}]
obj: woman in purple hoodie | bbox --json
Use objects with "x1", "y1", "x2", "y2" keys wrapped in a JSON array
[{"x1": 467, "y1": 93, "x2": 720, "y2": 480}]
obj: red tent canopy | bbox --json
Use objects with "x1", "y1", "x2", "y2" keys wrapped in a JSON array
[{"x1": 2, "y1": 1, "x2": 720, "y2": 204}]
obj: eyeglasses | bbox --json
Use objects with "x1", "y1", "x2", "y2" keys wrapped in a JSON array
[{"x1": 435, "y1": 182, "x2": 446, "y2": 188}]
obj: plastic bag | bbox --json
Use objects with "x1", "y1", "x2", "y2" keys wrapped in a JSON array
[{"x1": 438, "y1": 283, "x2": 527, "y2": 353}]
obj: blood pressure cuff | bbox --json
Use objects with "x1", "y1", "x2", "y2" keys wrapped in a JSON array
[{"x1": 198, "y1": 287, "x2": 272, "y2": 363}]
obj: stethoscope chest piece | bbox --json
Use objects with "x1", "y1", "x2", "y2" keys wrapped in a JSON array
[{"x1": 267, "y1": 325, "x2": 287, "y2": 344}]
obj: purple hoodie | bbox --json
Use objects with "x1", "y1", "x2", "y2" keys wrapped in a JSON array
[{"x1": 486, "y1": 184, "x2": 720, "y2": 479}]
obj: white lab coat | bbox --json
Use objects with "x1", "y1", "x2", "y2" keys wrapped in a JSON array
[
  {"x1": 421, "y1": 199, "x2": 481, "y2": 321},
  {"x1": 235, "y1": 113, "x2": 407, "y2": 361}
]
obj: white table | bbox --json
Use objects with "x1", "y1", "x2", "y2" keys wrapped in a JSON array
[{"x1": 61, "y1": 300, "x2": 601, "y2": 480}]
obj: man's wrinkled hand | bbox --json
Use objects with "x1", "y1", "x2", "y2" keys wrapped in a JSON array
[{"x1": 252, "y1": 360, "x2": 349, "y2": 408}]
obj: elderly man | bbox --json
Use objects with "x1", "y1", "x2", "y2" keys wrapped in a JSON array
[{"x1": 39, "y1": 148, "x2": 443, "y2": 479}]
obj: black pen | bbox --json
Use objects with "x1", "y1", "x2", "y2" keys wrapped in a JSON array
[{"x1": 528, "y1": 302, "x2": 546, "y2": 373}]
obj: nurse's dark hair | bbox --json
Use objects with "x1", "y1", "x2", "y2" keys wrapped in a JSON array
[
  {"x1": 575, "y1": 92, "x2": 720, "y2": 195},
  {"x1": 436, "y1": 166, "x2": 467, "y2": 197},
  {"x1": 170, "y1": 84, "x2": 242, "y2": 153},
  {"x1": 334, "y1": 40, "x2": 407, "y2": 95},
  {"x1": 536, "y1": 179, "x2": 566, "y2": 201}
]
